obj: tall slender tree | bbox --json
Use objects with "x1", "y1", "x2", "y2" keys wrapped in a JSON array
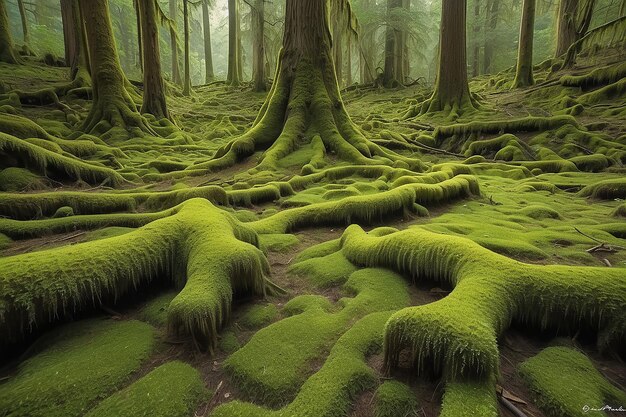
[
  {"x1": 420, "y1": 0, "x2": 475, "y2": 114},
  {"x1": 252, "y1": 0, "x2": 266, "y2": 91},
  {"x1": 139, "y1": 0, "x2": 171, "y2": 119},
  {"x1": 483, "y1": 0, "x2": 500, "y2": 73},
  {"x1": 472, "y1": 0, "x2": 481, "y2": 77},
  {"x1": 202, "y1": 0, "x2": 215, "y2": 83},
  {"x1": 513, "y1": 0, "x2": 536, "y2": 88},
  {"x1": 60, "y1": 0, "x2": 90, "y2": 88},
  {"x1": 79, "y1": 0, "x2": 153, "y2": 135},
  {"x1": 227, "y1": 0, "x2": 242, "y2": 85},
  {"x1": 134, "y1": 0, "x2": 143, "y2": 72},
  {"x1": 0, "y1": 0, "x2": 22, "y2": 64},
  {"x1": 383, "y1": 0, "x2": 405, "y2": 87},
  {"x1": 182, "y1": 0, "x2": 192, "y2": 95},
  {"x1": 17, "y1": 0, "x2": 31, "y2": 51},
  {"x1": 169, "y1": 0, "x2": 182, "y2": 85}
]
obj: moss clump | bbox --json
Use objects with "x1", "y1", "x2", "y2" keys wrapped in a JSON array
[
  {"x1": 434, "y1": 116, "x2": 578, "y2": 140},
  {"x1": 85, "y1": 361, "x2": 209, "y2": 417},
  {"x1": 569, "y1": 154, "x2": 610, "y2": 172},
  {"x1": 579, "y1": 178, "x2": 626, "y2": 200},
  {"x1": 0, "y1": 167, "x2": 45, "y2": 191},
  {"x1": 374, "y1": 381, "x2": 418, "y2": 417},
  {"x1": 219, "y1": 330, "x2": 242, "y2": 353},
  {"x1": 52, "y1": 206, "x2": 74, "y2": 218},
  {"x1": 0, "y1": 319, "x2": 155, "y2": 417},
  {"x1": 612, "y1": 204, "x2": 626, "y2": 217},
  {"x1": 138, "y1": 291, "x2": 178, "y2": 326},
  {"x1": 289, "y1": 250, "x2": 358, "y2": 288},
  {"x1": 519, "y1": 347, "x2": 626, "y2": 417},
  {"x1": 239, "y1": 303, "x2": 280, "y2": 329},
  {"x1": 439, "y1": 379, "x2": 498, "y2": 417},
  {"x1": 519, "y1": 204, "x2": 562, "y2": 220},
  {"x1": 84, "y1": 226, "x2": 135, "y2": 242},
  {"x1": 258, "y1": 233, "x2": 300, "y2": 253},
  {"x1": 0, "y1": 232, "x2": 10, "y2": 250}
]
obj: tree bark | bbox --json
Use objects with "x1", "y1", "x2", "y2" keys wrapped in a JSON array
[
  {"x1": 252, "y1": 0, "x2": 266, "y2": 91},
  {"x1": 17, "y1": 0, "x2": 30, "y2": 47},
  {"x1": 79, "y1": 0, "x2": 153, "y2": 135},
  {"x1": 139, "y1": 0, "x2": 170, "y2": 119},
  {"x1": 60, "y1": 0, "x2": 90, "y2": 86},
  {"x1": 346, "y1": 36, "x2": 352, "y2": 86},
  {"x1": 202, "y1": 0, "x2": 215, "y2": 83},
  {"x1": 513, "y1": 0, "x2": 536, "y2": 88},
  {"x1": 182, "y1": 0, "x2": 192, "y2": 95},
  {"x1": 169, "y1": 0, "x2": 181, "y2": 85},
  {"x1": 359, "y1": 0, "x2": 374, "y2": 84},
  {"x1": 227, "y1": 0, "x2": 241, "y2": 85},
  {"x1": 555, "y1": 0, "x2": 578, "y2": 56},
  {"x1": 333, "y1": 15, "x2": 343, "y2": 87},
  {"x1": 472, "y1": 0, "x2": 480, "y2": 77},
  {"x1": 199, "y1": 0, "x2": 420, "y2": 173},
  {"x1": 0, "y1": 0, "x2": 21, "y2": 64},
  {"x1": 383, "y1": 0, "x2": 402, "y2": 87},
  {"x1": 420, "y1": 0, "x2": 475, "y2": 115},
  {"x1": 134, "y1": 0, "x2": 143, "y2": 72},
  {"x1": 483, "y1": 0, "x2": 500, "y2": 73}
]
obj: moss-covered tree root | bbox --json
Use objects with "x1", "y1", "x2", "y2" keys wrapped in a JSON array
[{"x1": 0, "y1": 198, "x2": 275, "y2": 352}]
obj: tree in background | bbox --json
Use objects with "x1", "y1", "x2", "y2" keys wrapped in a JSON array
[
  {"x1": 202, "y1": 0, "x2": 215, "y2": 83},
  {"x1": 79, "y1": 0, "x2": 153, "y2": 135},
  {"x1": 138, "y1": 0, "x2": 171, "y2": 119},
  {"x1": 472, "y1": 0, "x2": 480, "y2": 76},
  {"x1": 251, "y1": 0, "x2": 266, "y2": 91},
  {"x1": 419, "y1": 0, "x2": 476, "y2": 115},
  {"x1": 227, "y1": 0, "x2": 242, "y2": 85},
  {"x1": 182, "y1": 0, "x2": 192, "y2": 95},
  {"x1": 60, "y1": 0, "x2": 90, "y2": 89},
  {"x1": 483, "y1": 0, "x2": 501, "y2": 73},
  {"x1": 382, "y1": 0, "x2": 410, "y2": 87},
  {"x1": 0, "y1": 0, "x2": 22, "y2": 64},
  {"x1": 555, "y1": 0, "x2": 597, "y2": 57},
  {"x1": 513, "y1": 0, "x2": 536, "y2": 88},
  {"x1": 169, "y1": 0, "x2": 182, "y2": 85}
]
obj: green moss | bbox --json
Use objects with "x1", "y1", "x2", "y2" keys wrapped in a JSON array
[
  {"x1": 258, "y1": 233, "x2": 300, "y2": 253},
  {"x1": 0, "y1": 167, "x2": 45, "y2": 191},
  {"x1": 239, "y1": 303, "x2": 279, "y2": 329},
  {"x1": 519, "y1": 347, "x2": 626, "y2": 417},
  {"x1": 519, "y1": 204, "x2": 562, "y2": 220},
  {"x1": 138, "y1": 291, "x2": 178, "y2": 326},
  {"x1": 84, "y1": 226, "x2": 136, "y2": 241},
  {"x1": 434, "y1": 116, "x2": 578, "y2": 140},
  {"x1": 579, "y1": 178, "x2": 626, "y2": 199},
  {"x1": 85, "y1": 361, "x2": 208, "y2": 417},
  {"x1": 289, "y1": 250, "x2": 358, "y2": 288},
  {"x1": 612, "y1": 204, "x2": 626, "y2": 217},
  {"x1": 0, "y1": 319, "x2": 155, "y2": 417},
  {"x1": 569, "y1": 154, "x2": 610, "y2": 172},
  {"x1": 374, "y1": 381, "x2": 418, "y2": 417},
  {"x1": 0, "y1": 232, "x2": 10, "y2": 250},
  {"x1": 52, "y1": 205, "x2": 74, "y2": 218},
  {"x1": 440, "y1": 379, "x2": 498, "y2": 417},
  {"x1": 219, "y1": 330, "x2": 242, "y2": 353}
]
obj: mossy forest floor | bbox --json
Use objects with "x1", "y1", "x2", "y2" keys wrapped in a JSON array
[{"x1": 1, "y1": 51, "x2": 626, "y2": 417}]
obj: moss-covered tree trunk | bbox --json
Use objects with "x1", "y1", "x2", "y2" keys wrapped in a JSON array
[
  {"x1": 202, "y1": 0, "x2": 215, "y2": 83},
  {"x1": 420, "y1": 0, "x2": 475, "y2": 115},
  {"x1": 346, "y1": 36, "x2": 352, "y2": 86},
  {"x1": 134, "y1": 0, "x2": 143, "y2": 73},
  {"x1": 251, "y1": 0, "x2": 266, "y2": 91},
  {"x1": 0, "y1": 0, "x2": 21, "y2": 64},
  {"x1": 139, "y1": 0, "x2": 170, "y2": 119},
  {"x1": 182, "y1": 0, "x2": 192, "y2": 96},
  {"x1": 359, "y1": 0, "x2": 375, "y2": 84},
  {"x1": 333, "y1": 15, "x2": 344, "y2": 87},
  {"x1": 472, "y1": 0, "x2": 480, "y2": 77},
  {"x1": 383, "y1": 0, "x2": 402, "y2": 87},
  {"x1": 555, "y1": 0, "x2": 578, "y2": 57},
  {"x1": 169, "y1": 0, "x2": 182, "y2": 85},
  {"x1": 198, "y1": 0, "x2": 421, "y2": 173},
  {"x1": 227, "y1": 0, "x2": 242, "y2": 86},
  {"x1": 512, "y1": 0, "x2": 536, "y2": 88},
  {"x1": 17, "y1": 0, "x2": 30, "y2": 49},
  {"x1": 79, "y1": 0, "x2": 153, "y2": 135},
  {"x1": 483, "y1": 0, "x2": 500, "y2": 73}
]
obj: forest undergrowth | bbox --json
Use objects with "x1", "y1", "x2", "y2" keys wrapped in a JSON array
[{"x1": 0, "y1": 49, "x2": 625, "y2": 417}]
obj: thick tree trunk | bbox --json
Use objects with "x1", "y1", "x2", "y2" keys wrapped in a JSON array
[
  {"x1": 79, "y1": 0, "x2": 153, "y2": 135},
  {"x1": 139, "y1": 0, "x2": 170, "y2": 119},
  {"x1": 202, "y1": 0, "x2": 214, "y2": 83},
  {"x1": 198, "y1": 0, "x2": 421, "y2": 173},
  {"x1": 252, "y1": 0, "x2": 266, "y2": 91},
  {"x1": 513, "y1": 0, "x2": 536, "y2": 88},
  {"x1": 0, "y1": 0, "x2": 21, "y2": 64},
  {"x1": 182, "y1": 0, "x2": 192, "y2": 95},
  {"x1": 383, "y1": 0, "x2": 402, "y2": 87},
  {"x1": 60, "y1": 0, "x2": 90, "y2": 86},
  {"x1": 472, "y1": 0, "x2": 480, "y2": 77},
  {"x1": 227, "y1": 0, "x2": 241, "y2": 85},
  {"x1": 420, "y1": 0, "x2": 475, "y2": 115},
  {"x1": 483, "y1": 0, "x2": 500, "y2": 73},
  {"x1": 346, "y1": 36, "x2": 352, "y2": 86},
  {"x1": 555, "y1": 0, "x2": 578, "y2": 56},
  {"x1": 169, "y1": 0, "x2": 181, "y2": 85}
]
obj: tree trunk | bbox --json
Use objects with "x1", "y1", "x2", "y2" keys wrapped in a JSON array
[
  {"x1": 17, "y1": 0, "x2": 30, "y2": 47},
  {"x1": 513, "y1": 0, "x2": 536, "y2": 88},
  {"x1": 333, "y1": 16, "x2": 343, "y2": 87},
  {"x1": 139, "y1": 0, "x2": 170, "y2": 119},
  {"x1": 359, "y1": 0, "x2": 375, "y2": 84},
  {"x1": 79, "y1": 0, "x2": 153, "y2": 135},
  {"x1": 227, "y1": 0, "x2": 241, "y2": 85},
  {"x1": 483, "y1": 0, "x2": 500, "y2": 73},
  {"x1": 134, "y1": 0, "x2": 143, "y2": 72},
  {"x1": 420, "y1": 0, "x2": 475, "y2": 115},
  {"x1": 252, "y1": 0, "x2": 266, "y2": 91},
  {"x1": 472, "y1": 0, "x2": 480, "y2": 77},
  {"x1": 346, "y1": 36, "x2": 352, "y2": 86},
  {"x1": 182, "y1": 0, "x2": 192, "y2": 95},
  {"x1": 199, "y1": 0, "x2": 421, "y2": 173},
  {"x1": 0, "y1": 0, "x2": 21, "y2": 64},
  {"x1": 383, "y1": 0, "x2": 402, "y2": 87},
  {"x1": 202, "y1": 0, "x2": 214, "y2": 83},
  {"x1": 555, "y1": 0, "x2": 578, "y2": 56},
  {"x1": 60, "y1": 0, "x2": 90, "y2": 86},
  {"x1": 169, "y1": 0, "x2": 181, "y2": 85}
]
